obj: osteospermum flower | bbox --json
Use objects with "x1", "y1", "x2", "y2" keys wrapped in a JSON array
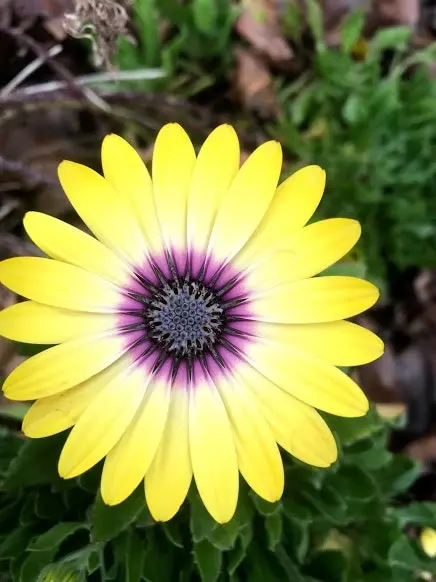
[{"x1": 0, "y1": 124, "x2": 383, "y2": 523}]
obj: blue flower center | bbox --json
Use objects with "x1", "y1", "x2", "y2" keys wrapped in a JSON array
[{"x1": 145, "y1": 281, "x2": 224, "y2": 358}]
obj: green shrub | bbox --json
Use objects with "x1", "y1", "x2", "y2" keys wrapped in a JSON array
[
  {"x1": 0, "y1": 407, "x2": 435, "y2": 581},
  {"x1": 272, "y1": 23, "x2": 436, "y2": 289}
]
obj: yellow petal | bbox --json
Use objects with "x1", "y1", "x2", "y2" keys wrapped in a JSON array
[
  {"x1": 23, "y1": 211, "x2": 130, "y2": 287},
  {"x1": 22, "y1": 360, "x2": 124, "y2": 437},
  {"x1": 209, "y1": 141, "x2": 282, "y2": 262},
  {"x1": 237, "y1": 363, "x2": 337, "y2": 467},
  {"x1": 189, "y1": 380, "x2": 239, "y2": 523},
  {"x1": 239, "y1": 165, "x2": 325, "y2": 262},
  {"x1": 252, "y1": 276, "x2": 379, "y2": 323},
  {"x1": 3, "y1": 334, "x2": 125, "y2": 401},
  {"x1": 145, "y1": 388, "x2": 192, "y2": 521},
  {"x1": 246, "y1": 219, "x2": 361, "y2": 286},
  {"x1": 58, "y1": 161, "x2": 147, "y2": 266},
  {"x1": 152, "y1": 123, "x2": 196, "y2": 249},
  {"x1": 101, "y1": 134, "x2": 163, "y2": 254},
  {"x1": 187, "y1": 125, "x2": 240, "y2": 254},
  {"x1": 246, "y1": 341, "x2": 368, "y2": 417},
  {"x1": 0, "y1": 257, "x2": 122, "y2": 312},
  {"x1": 0, "y1": 301, "x2": 116, "y2": 344},
  {"x1": 215, "y1": 374, "x2": 284, "y2": 502},
  {"x1": 256, "y1": 320, "x2": 384, "y2": 366},
  {"x1": 421, "y1": 528, "x2": 436, "y2": 558},
  {"x1": 101, "y1": 379, "x2": 170, "y2": 505},
  {"x1": 58, "y1": 365, "x2": 148, "y2": 478}
]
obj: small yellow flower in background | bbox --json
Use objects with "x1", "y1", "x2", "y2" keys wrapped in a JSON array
[
  {"x1": 0, "y1": 124, "x2": 383, "y2": 523},
  {"x1": 421, "y1": 527, "x2": 436, "y2": 558}
]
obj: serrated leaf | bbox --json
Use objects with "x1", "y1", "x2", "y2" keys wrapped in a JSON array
[
  {"x1": 393, "y1": 502, "x2": 436, "y2": 528},
  {"x1": 91, "y1": 486, "x2": 144, "y2": 542},
  {"x1": 388, "y1": 536, "x2": 436, "y2": 575},
  {"x1": 340, "y1": 9, "x2": 365, "y2": 54},
  {"x1": 189, "y1": 491, "x2": 217, "y2": 542},
  {"x1": 37, "y1": 562, "x2": 85, "y2": 582},
  {"x1": 306, "y1": 550, "x2": 349, "y2": 582},
  {"x1": 227, "y1": 538, "x2": 246, "y2": 576},
  {"x1": 265, "y1": 512, "x2": 283, "y2": 551},
  {"x1": 369, "y1": 26, "x2": 411, "y2": 55},
  {"x1": 28, "y1": 523, "x2": 86, "y2": 552},
  {"x1": 0, "y1": 526, "x2": 35, "y2": 559},
  {"x1": 300, "y1": 484, "x2": 347, "y2": 524},
  {"x1": 206, "y1": 517, "x2": 240, "y2": 551},
  {"x1": 86, "y1": 547, "x2": 101, "y2": 575},
  {"x1": 34, "y1": 492, "x2": 67, "y2": 521},
  {"x1": 250, "y1": 493, "x2": 281, "y2": 517},
  {"x1": 329, "y1": 466, "x2": 377, "y2": 502},
  {"x1": 142, "y1": 530, "x2": 174, "y2": 582},
  {"x1": 20, "y1": 549, "x2": 58, "y2": 582},
  {"x1": 377, "y1": 455, "x2": 421, "y2": 495},
  {"x1": 283, "y1": 518, "x2": 309, "y2": 563},
  {"x1": 3, "y1": 434, "x2": 66, "y2": 490},
  {"x1": 162, "y1": 520, "x2": 184, "y2": 548},
  {"x1": 125, "y1": 529, "x2": 146, "y2": 582},
  {"x1": 194, "y1": 540, "x2": 222, "y2": 582},
  {"x1": 20, "y1": 494, "x2": 38, "y2": 526},
  {"x1": 76, "y1": 464, "x2": 102, "y2": 494}
]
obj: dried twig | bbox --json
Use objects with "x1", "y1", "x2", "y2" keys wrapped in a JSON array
[
  {"x1": 0, "y1": 26, "x2": 110, "y2": 112},
  {"x1": 0, "y1": 45, "x2": 63, "y2": 98},
  {"x1": 0, "y1": 155, "x2": 59, "y2": 188},
  {"x1": 8, "y1": 68, "x2": 165, "y2": 97}
]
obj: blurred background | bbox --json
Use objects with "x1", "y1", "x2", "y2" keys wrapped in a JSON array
[{"x1": 1, "y1": 0, "x2": 436, "y2": 578}]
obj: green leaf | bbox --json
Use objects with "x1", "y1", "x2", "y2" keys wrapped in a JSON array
[
  {"x1": 300, "y1": 484, "x2": 347, "y2": 524},
  {"x1": 20, "y1": 550, "x2": 58, "y2": 582},
  {"x1": 265, "y1": 512, "x2": 283, "y2": 551},
  {"x1": 340, "y1": 9, "x2": 365, "y2": 53},
  {"x1": 377, "y1": 455, "x2": 421, "y2": 495},
  {"x1": 28, "y1": 523, "x2": 86, "y2": 552},
  {"x1": 192, "y1": 0, "x2": 219, "y2": 35},
  {"x1": 37, "y1": 562, "x2": 85, "y2": 582},
  {"x1": 393, "y1": 502, "x2": 436, "y2": 528},
  {"x1": 227, "y1": 538, "x2": 247, "y2": 576},
  {"x1": 369, "y1": 26, "x2": 411, "y2": 55},
  {"x1": 306, "y1": 0, "x2": 325, "y2": 49},
  {"x1": 162, "y1": 520, "x2": 184, "y2": 548},
  {"x1": 193, "y1": 540, "x2": 222, "y2": 582},
  {"x1": 76, "y1": 464, "x2": 102, "y2": 494},
  {"x1": 142, "y1": 530, "x2": 174, "y2": 582},
  {"x1": 388, "y1": 536, "x2": 436, "y2": 575},
  {"x1": 306, "y1": 550, "x2": 349, "y2": 582},
  {"x1": 3, "y1": 434, "x2": 66, "y2": 490},
  {"x1": 329, "y1": 465, "x2": 377, "y2": 502},
  {"x1": 34, "y1": 492, "x2": 67, "y2": 521},
  {"x1": 189, "y1": 490, "x2": 217, "y2": 542},
  {"x1": 206, "y1": 518, "x2": 240, "y2": 551},
  {"x1": 125, "y1": 529, "x2": 146, "y2": 582},
  {"x1": 20, "y1": 493, "x2": 39, "y2": 526},
  {"x1": 91, "y1": 486, "x2": 145, "y2": 542},
  {"x1": 0, "y1": 526, "x2": 35, "y2": 559},
  {"x1": 283, "y1": 518, "x2": 310, "y2": 563},
  {"x1": 251, "y1": 493, "x2": 281, "y2": 517}
]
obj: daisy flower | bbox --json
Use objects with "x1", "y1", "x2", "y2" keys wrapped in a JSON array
[{"x1": 0, "y1": 124, "x2": 383, "y2": 524}]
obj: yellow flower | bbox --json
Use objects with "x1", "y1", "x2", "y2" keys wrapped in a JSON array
[
  {"x1": 0, "y1": 124, "x2": 383, "y2": 523},
  {"x1": 421, "y1": 527, "x2": 436, "y2": 558}
]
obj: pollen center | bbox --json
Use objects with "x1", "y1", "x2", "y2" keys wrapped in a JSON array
[{"x1": 144, "y1": 281, "x2": 225, "y2": 358}]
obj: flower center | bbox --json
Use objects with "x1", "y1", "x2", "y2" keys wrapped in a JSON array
[{"x1": 144, "y1": 280, "x2": 225, "y2": 358}]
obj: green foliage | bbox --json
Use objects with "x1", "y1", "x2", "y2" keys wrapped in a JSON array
[
  {"x1": 0, "y1": 406, "x2": 434, "y2": 581},
  {"x1": 114, "y1": 0, "x2": 237, "y2": 95},
  {"x1": 273, "y1": 21, "x2": 436, "y2": 287}
]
